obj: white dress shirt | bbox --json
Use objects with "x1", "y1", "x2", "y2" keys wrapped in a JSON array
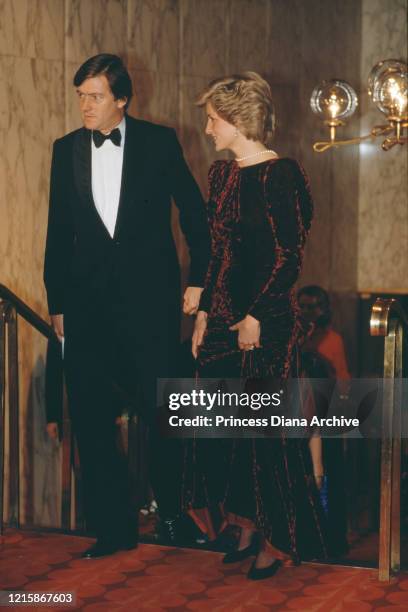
[{"x1": 91, "y1": 116, "x2": 126, "y2": 238}]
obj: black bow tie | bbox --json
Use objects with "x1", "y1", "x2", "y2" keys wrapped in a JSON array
[{"x1": 92, "y1": 127, "x2": 121, "y2": 148}]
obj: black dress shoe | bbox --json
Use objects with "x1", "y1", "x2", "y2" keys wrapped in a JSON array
[
  {"x1": 247, "y1": 558, "x2": 282, "y2": 580},
  {"x1": 81, "y1": 538, "x2": 138, "y2": 559},
  {"x1": 223, "y1": 541, "x2": 257, "y2": 564},
  {"x1": 81, "y1": 541, "x2": 120, "y2": 558},
  {"x1": 119, "y1": 539, "x2": 138, "y2": 551}
]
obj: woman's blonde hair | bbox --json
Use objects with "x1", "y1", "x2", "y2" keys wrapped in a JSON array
[{"x1": 196, "y1": 71, "x2": 275, "y2": 146}]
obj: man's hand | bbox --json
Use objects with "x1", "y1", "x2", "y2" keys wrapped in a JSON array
[
  {"x1": 183, "y1": 286, "x2": 203, "y2": 315},
  {"x1": 46, "y1": 422, "x2": 59, "y2": 440},
  {"x1": 229, "y1": 314, "x2": 261, "y2": 351},
  {"x1": 192, "y1": 311, "x2": 208, "y2": 358},
  {"x1": 51, "y1": 314, "x2": 64, "y2": 342}
]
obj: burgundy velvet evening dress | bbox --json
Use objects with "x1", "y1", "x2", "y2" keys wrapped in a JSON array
[{"x1": 183, "y1": 158, "x2": 328, "y2": 563}]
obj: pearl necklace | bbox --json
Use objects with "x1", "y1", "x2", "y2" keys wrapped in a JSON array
[{"x1": 235, "y1": 149, "x2": 277, "y2": 162}]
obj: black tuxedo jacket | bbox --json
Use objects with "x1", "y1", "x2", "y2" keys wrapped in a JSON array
[{"x1": 44, "y1": 115, "x2": 210, "y2": 328}]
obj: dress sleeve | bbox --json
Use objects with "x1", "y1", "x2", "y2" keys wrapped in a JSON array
[
  {"x1": 198, "y1": 161, "x2": 226, "y2": 312},
  {"x1": 247, "y1": 160, "x2": 313, "y2": 322}
]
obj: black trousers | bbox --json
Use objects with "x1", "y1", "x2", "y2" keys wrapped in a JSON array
[{"x1": 63, "y1": 288, "x2": 183, "y2": 541}]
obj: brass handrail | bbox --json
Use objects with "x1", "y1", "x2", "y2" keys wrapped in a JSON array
[
  {"x1": 0, "y1": 283, "x2": 141, "y2": 537},
  {"x1": 370, "y1": 297, "x2": 407, "y2": 582},
  {"x1": 0, "y1": 283, "x2": 56, "y2": 340},
  {"x1": 370, "y1": 297, "x2": 408, "y2": 337},
  {"x1": 0, "y1": 283, "x2": 71, "y2": 535}
]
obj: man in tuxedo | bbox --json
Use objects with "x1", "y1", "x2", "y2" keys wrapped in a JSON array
[{"x1": 44, "y1": 54, "x2": 210, "y2": 558}]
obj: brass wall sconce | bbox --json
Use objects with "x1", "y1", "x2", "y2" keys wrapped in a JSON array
[{"x1": 311, "y1": 59, "x2": 407, "y2": 152}]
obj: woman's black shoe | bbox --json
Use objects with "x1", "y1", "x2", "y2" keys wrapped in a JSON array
[
  {"x1": 222, "y1": 541, "x2": 257, "y2": 564},
  {"x1": 247, "y1": 558, "x2": 282, "y2": 580}
]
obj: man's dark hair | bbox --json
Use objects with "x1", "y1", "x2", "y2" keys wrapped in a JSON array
[
  {"x1": 73, "y1": 54, "x2": 133, "y2": 110},
  {"x1": 297, "y1": 285, "x2": 332, "y2": 327}
]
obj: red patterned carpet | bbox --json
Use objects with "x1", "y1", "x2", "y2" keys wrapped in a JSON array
[{"x1": 1, "y1": 529, "x2": 407, "y2": 611}]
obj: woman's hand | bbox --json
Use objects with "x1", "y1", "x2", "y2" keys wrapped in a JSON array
[
  {"x1": 183, "y1": 287, "x2": 203, "y2": 315},
  {"x1": 192, "y1": 310, "x2": 208, "y2": 358},
  {"x1": 229, "y1": 314, "x2": 261, "y2": 351}
]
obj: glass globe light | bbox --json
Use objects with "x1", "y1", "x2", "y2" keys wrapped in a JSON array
[
  {"x1": 369, "y1": 60, "x2": 408, "y2": 119},
  {"x1": 310, "y1": 80, "x2": 358, "y2": 123},
  {"x1": 367, "y1": 59, "x2": 406, "y2": 97}
]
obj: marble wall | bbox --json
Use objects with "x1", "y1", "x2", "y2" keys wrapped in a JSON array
[
  {"x1": 358, "y1": 0, "x2": 408, "y2": 292},
  {"x1": 0, "y1": 0, "x2": 67, "y2": 529},
  {"x1": 0, "y1": 0, "x2": 407, "y2": 528}
]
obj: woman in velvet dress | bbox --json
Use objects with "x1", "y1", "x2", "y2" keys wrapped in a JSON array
[{"x1": 186, "y1": 72, "x2": 328, "y2": 580}]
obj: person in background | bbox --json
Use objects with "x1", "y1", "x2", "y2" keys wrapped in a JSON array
[
  {"x1": 298, "y1": 284, "x2": 350, "y2": 556},
  {"x1": 298, "y1": 285, "x2": 350, "y2": 385}
]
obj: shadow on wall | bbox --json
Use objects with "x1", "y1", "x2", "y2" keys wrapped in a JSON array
[
  {"x1": 24, "y1": 354, "x2": 61, "y2": 529},
  {"x1": 126, "y1": 61, "x2": 208, "y2": 343},
  {"x1": 127, "y1": 57, "x2": 210, "y2": 189},
  {"x1": 130, "y1": 70, "x2": 157, "y2": 123}
]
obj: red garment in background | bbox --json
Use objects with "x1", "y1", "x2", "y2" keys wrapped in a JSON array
[
  {"x1": 303, "y1": 326, "x2": 350, "y2": 386},
  {"x1": 316, "y1": 328, "x2": 350, "y2": 380}
]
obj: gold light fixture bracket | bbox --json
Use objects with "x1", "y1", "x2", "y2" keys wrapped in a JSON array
[{"x1": 311, "y1": 59, "x2": 408, "y2": 153}]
